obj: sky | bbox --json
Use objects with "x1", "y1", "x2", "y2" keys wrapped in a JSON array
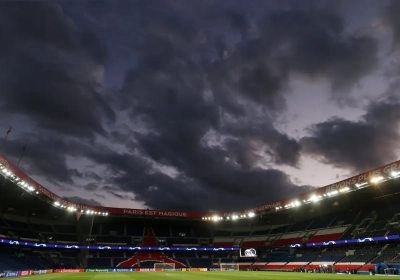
[{"x1": 0, "y1": 0, "x2": 400, "y2": 212}]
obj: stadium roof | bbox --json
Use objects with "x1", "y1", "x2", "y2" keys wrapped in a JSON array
[
  {"x1": 0, "y1": 152, "x2": 400, "y2": 221},
  {"x1": 1, "y1": 168, "x2": 400, "y2": 228}
]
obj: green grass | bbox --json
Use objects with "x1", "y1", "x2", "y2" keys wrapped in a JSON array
[{"x1": 21, "y1": 271, "x2": 376, "y2": 279}]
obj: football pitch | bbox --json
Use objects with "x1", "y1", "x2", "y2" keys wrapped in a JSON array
[{"x1": 22, "y1": 271, "x2": 378, "y2": 279}]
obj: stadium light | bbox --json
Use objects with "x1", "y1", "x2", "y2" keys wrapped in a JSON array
[
  {"x1": 309, "y1": 195, "x2": 319, "y2": 202},
  {"x1": 356, "y1": 182, "x2": 368, "y2": 188},
  {"x1": 54, "y1": 202, "x2": 60, "y2": 207},
  {"x1": 1, "y1": 168, "x2": 11, "y2": 176},
  {"x1": 247, "y1": 212, "x2": 255, "y2": 218},
  {"x1": 327, "y1": 190, "x2": 339, "y2": 196},
  {"x1": 339, "y1": 187, "x2": 350, "y2": 193},
  {"x1": 370, "y1": 176, "x2": 383, "y2": 183},
  {"x1": 391, "y1": 171, "x2": 399, "y2": 178}
]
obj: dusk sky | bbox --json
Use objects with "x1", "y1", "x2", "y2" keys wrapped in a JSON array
[{"x1": 1, "y1": 0, "x2": 400, "y2": 212}]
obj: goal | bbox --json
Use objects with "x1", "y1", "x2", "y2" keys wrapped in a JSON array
[
  {"x1": 220, "y1": 263, "x2": 239, "y2": 271},
  {"x1": 154, "y1": 263, "x2": 175, "y2": 271}
]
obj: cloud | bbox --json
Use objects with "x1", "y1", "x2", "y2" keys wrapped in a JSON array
[
  {"x1": 84, "y1": 171, "x2": 102, "y2": 182},
  {"x1": 207, "y1": 5, "x2": 378, "y2": 110},
  {"x1": 265, "y1": 9, "x2": 378, "y2": 98},
  {"x1": 82, "y1": 183, "x2": 99, "y2": 191},
  {"x1": 79, "y1": 139, "x2": 312, "y2": 211},
  {"x1": 301, "y1": 98, "x2": 400, "y2": 173},
  {"x1": 3, "y1": 135, "x2": 84, "y2": 185},
  {"x1": 64, "y1": 196, "x2": 103, "y2": 206},
  {"x1": 0, "y1": 1, "x2": 115, "y2": 139},
  {"x1": 94, "y1": 193, "x2": 106, "y2": 199},
  {"x1": 78, "y1": 2, "x2": 378, "y2": 210},
  {"x1": 0, "y1": 1, "x2": 385, "y2": 212}
]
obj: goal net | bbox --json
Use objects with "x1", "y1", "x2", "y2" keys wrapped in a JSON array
[
  {"x1": 220, "y1": 263, "x2": 239, "y2": 271},
  {"x1": 154, "y1": 263, "x2": 175, "y2": 271}
]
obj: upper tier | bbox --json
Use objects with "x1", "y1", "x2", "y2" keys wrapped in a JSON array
[{"x1": 1, "y1": 153, "x2": 400, "y2": 219}]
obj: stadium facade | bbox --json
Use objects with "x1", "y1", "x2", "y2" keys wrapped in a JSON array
[{"x1": 1, "y1": 152, "x2": 400, "y2": 277}]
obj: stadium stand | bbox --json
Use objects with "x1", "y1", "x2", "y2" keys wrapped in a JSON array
[{"x1": 2, "y1": 156, "x2": 400, "y2": 276}]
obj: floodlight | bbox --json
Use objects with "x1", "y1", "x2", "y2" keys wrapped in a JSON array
[{"x1": 370, "y1": 176, "x2": 383, "y2": 183}]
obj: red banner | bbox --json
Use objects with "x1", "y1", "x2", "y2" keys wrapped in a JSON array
[
  {"x1": 302, "y1": 160, "x2": 400, "y2": 200},
  {"x1": 18, "y1": 271, "x2": 32, "y2": 276},
  {"x1": 0, "y1": 152, "x2": 399, "y2": 219}
]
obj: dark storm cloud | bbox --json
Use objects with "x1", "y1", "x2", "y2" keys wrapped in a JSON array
[
  {"x1": 84, "y1": 145, "x2": 312, "y2": 211},
  {"x1": 94, "y1": 193, "x2": 106, "y2": 199},
  {"x1": 82, "y1": 183, "x2": 99, "y2": 191},
  {"x1": 3, "y1": 134, "x2": 84, "y2": 185},
  {"x1": 84, "y1": 171, "x2": 102, "y2": 182},
  {"x1": 64, "y1": 196, "x2": 103, "y2": 206},
  {"x1": 265, "y1": 9, "x2": 378, "y2": 95},
  {"x1": 301, "y1": 98, "x2": 400, "y2": 173},
  {"x1": 223, "y1": 123, "x2": 302, "y2": 168},
  {"x1": 0, "y1": 1, "x2": 115, "y2": 139},
  {"x1": 91, "y1": 1, "x2": 378, "y2": 210},
  {"x1": 214, "y1": 7, "x2": 378, "y2": 107},
  {"x1": 0, "y1": 1, "x2": 385, "y2": 211}
]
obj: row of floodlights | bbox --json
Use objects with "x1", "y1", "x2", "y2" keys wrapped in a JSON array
[
  {"x1": 278, "y1": 174, "x2": 399, "y2": 210},
  {"x1": 83, "y1": 209, "x2": 109, "y2": 216},
  {"x1": 0, "y1": 165, "x2": 109, "y2": 217},
  {"x1": 1, "y1": 163, "x2": 400, "y2": 218},
  {"x1": 202, "y1": 212, "x2": 256, "y2": 221},
  {"x1": 1, "y1": 165, "x2": 109, "y2": 216},
  {"x1": 53, "y1": 202, "x2": 108, "y2": 215},
  {"x1": 19, "y1": 181, "x2": 36, "y2": 192},
  {"x1": 281, "y1": 186, "x2": 353, "y2": 210},
  {"x1": 1, "y1": 167, "x2": 40, "y2": 194}
]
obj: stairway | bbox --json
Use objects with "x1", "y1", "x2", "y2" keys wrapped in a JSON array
[{"x1": 116, "y1": 225, "x2": 186, "y2": 268}]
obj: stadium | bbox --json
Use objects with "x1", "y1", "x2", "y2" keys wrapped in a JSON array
[{"x1": 1, "y1": 152, "x2": 400, "y2": 279}]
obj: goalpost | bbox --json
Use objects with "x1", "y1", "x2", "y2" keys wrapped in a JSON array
[
  {"x1": 220, "y1": 263, "x2": 239, "y2": 271},
  {"x1": 154, "y1": 263, "x2": 175, "y2": 271}
]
